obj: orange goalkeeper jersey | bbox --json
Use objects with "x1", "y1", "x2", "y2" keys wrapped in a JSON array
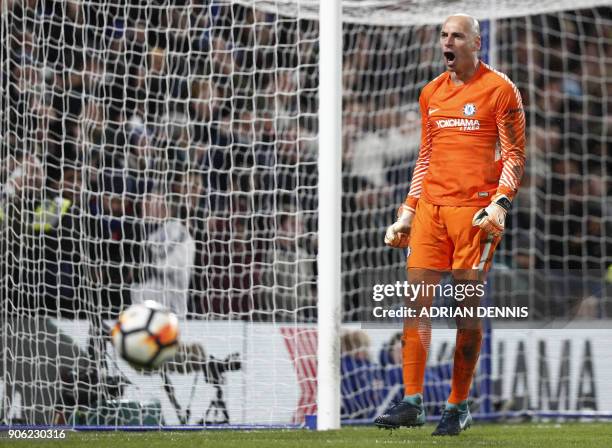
[{"x1": 405, "y1": 62, "x2": 526, "y2": 209}]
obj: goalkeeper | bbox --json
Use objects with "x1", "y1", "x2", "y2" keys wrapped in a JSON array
[{"x1": 374, "y1": 14, "x2": 525, "y2": 436}]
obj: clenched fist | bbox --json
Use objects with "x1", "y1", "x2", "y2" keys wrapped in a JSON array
[
  {"x1": 472, "y1": 194, "x2": 511, "y2": 238},
  {"x1": 384, "y1": 204, "x2": 415, "y2": 248}
]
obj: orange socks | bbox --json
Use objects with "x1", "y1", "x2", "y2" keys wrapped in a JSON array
[
  {"x1": 448, "y1": 328, "x2": 483, "y2": 404},
  {"x1": 402, "y1": 321, "x2": 431, "y2": 396},
  {"x1": 402, "y1": 325, "x2": 483, "y2": 402}
]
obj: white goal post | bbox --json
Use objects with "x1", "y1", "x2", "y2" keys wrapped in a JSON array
[{"x1": 317, "y1": 0, "x2": 343, "y2": 432}]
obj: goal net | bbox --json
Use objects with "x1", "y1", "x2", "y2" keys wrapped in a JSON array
[{"x1": 1, "y1": 0, "x2": 611, "y2": 427}]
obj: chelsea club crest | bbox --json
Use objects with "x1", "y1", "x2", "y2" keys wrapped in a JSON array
[{"x1": 463, "y1": 103, "x2": 476, "y2": 116}]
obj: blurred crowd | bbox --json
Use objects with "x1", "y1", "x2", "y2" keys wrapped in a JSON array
[{"x1": 1, "y1": 0, "x2": 610, "y2": 321}]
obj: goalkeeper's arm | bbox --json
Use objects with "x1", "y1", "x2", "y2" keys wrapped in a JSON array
[
  {"x1": 473, "y1": 82, "x2": 526, "y2": 238},
  {"x1": 385, "y1": 92, "x2": 431, "y2": 249}
]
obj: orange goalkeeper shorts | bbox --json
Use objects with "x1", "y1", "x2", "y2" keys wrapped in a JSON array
[{"x1": 406, "y1": 198, "x2": 500, "y2": 273}]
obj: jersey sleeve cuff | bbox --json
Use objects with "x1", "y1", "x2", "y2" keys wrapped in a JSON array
[
  {"x1": 495, "y1": 185, "x2": 516, "y2": 202},
  {"x1": 403, "y1": 196, "x2": 419, "y2": 210}
]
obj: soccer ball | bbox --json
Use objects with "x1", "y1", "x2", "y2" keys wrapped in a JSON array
[{"x1": 111, "y1": 300, "x2": 179, "y2": 370}]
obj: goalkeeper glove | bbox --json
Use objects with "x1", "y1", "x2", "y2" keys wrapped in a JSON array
[
  {"x1": 384, "y1": 204, "x2": 415, "y2": 248},
  {"x1": 472, "y1": 194, "x2": 512, "y2": 238}
]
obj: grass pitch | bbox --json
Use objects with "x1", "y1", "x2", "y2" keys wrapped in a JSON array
[{"x1": 3, "y1": 423, "x2": 612, "y2": 447}]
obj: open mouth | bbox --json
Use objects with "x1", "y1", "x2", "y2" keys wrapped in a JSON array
[{"x1": 444, "y1": 51, "x2": 455, "y2": 62}]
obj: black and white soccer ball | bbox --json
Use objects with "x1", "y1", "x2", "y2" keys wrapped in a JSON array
[{"x1": 111, "y1": 300, "x2": 179, "y2": 370}]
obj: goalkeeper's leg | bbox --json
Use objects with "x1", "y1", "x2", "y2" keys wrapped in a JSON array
[
  {"x1": 432, "y1": 321, "x2": 481, "y2": 435},
  {"x1": 448, "y1": 285, "x2": 483, "y2": 406},
  {"x1": 432, "y1": 208, "x2": 499, "y2": 436},
  {"x1": 374, "y1": 268, "x2": 442, "y2": 429},
  {"x1": 432, "y1": 289, "x2": 482, "y2": 436},
  {"x1": 375, "y1": 199, "x2": 453, "y2": 429}
]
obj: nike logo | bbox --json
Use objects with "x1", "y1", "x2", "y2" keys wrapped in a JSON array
[
  {"x1": 428, "y1": 108, "x2": 440, "y2": 115},
  {"x1": 459, "y1": 414, "x2": 470, "y2": 429}
]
